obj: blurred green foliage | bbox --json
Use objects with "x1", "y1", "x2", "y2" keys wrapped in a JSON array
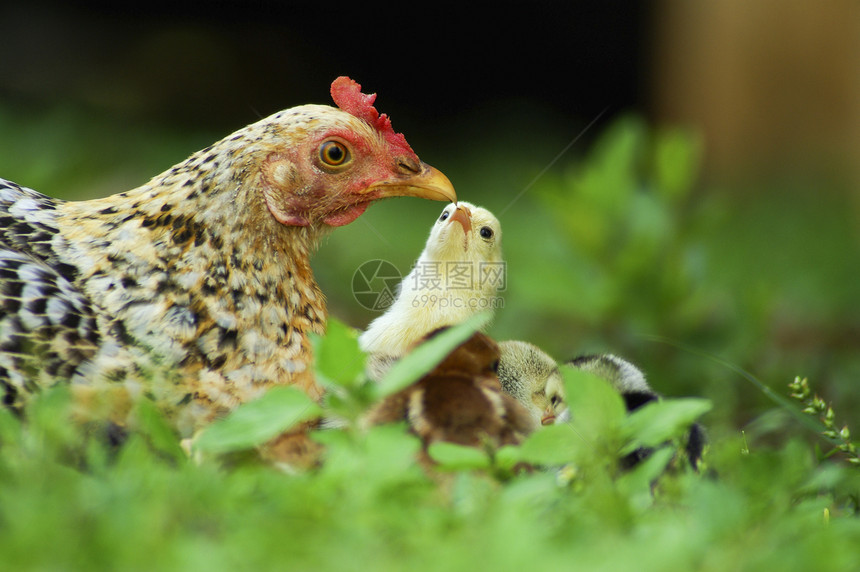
[
  {"x1": 534, "y1": 116, "x2": 704, "y2": 330},
  {"x1": 518, "y1": 114, "x2": 860, "y2": 435},
  {"x1": 1, "y1": 100, "x2": 859, "y2": 569},
  {"x1": 0, "y1": 320, "x2": 858, "y2": 570}
]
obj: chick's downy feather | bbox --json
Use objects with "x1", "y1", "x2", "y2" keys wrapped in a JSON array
[{"x1": 0, "y1": 77, "x2": 455, "y2": 437}]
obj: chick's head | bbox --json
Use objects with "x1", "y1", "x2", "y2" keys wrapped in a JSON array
[
  {"x1": 425, "y1": 202, "x2": 503, "y2": 266},
  {"x1": 498, "y1": 341, "x2": 567, "y2": 426}
]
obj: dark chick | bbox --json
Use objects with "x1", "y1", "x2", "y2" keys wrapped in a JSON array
[
  {"x1": 366, "y1": 331, "x2": 536, "y2": 450},
  {"x1": 496, "y1": 341, "x2": 705, "y2": 471}
]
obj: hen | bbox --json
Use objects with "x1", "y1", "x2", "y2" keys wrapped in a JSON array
[{"x1": 0, "y1": 77, "x2": 456, "y2": 437}]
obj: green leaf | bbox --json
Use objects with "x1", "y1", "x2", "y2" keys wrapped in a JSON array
[
  {"x1": 518, "y1": 423, "x2": 591, "y2": 466},
  {"x1": 194, "y1": 386, "x2": 322, "y2": 454},
  {"x1": 361, "y1": 424, "x2": 423, "y2": 477},
  {"x1": 0, "y1": 406, "x2": 21, "y2": 446},
  {"x1": 563, "y1": 366, "x2": 628, "y2": 444},
  {"x1": 311, "y1": 317, "x2": 366, "y2": 389},
  {"x1": 315, "y1": 424, "x2": 424, "y2": 483},
  {"x1": 427, "y1": 441, "x2": 491, "y2": 471},
  {"x1": 24, "y1": 385, "x2": 79, "y2": 453},
  {"x1": 373, "y1": 311, "x2": 491, "y2": 399},
  {"x1": 134, "y1": 398, "x2": 186, "y2": 462},
  {"x1": 621, "y1": 398, "x2": 711, "y2": 454},
  {"x1": 518, "y1": 368, "x2": 630, "y2": 468},
  {"x1": 652, "y1": 126, "x2": 702, "y2": 202},
  {"x1": 494, "y1": 444, "x2": 525, "y2": 471},
  {"x1": 114, "y1": 433, "x2": 161, "y2": 470},
  {"x1": 616, "y1": 446, "x2": 676, "y2": 511},
  {"x1": 579, "y1": 116, "x2": 643, "y2": 206}
]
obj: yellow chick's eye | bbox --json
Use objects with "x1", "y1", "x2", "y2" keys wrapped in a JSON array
[{"x1": 319, "y1": 140, "x2": 350, "y2": 166}]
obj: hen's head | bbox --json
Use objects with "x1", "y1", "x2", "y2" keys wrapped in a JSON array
[{"x1": 232, "y1": 77, "x2": 455, "y2": 228}]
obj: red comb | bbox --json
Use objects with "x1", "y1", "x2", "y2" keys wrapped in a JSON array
[{"x1": 330, "y1": 76, "x2": 415, "y2": 156}]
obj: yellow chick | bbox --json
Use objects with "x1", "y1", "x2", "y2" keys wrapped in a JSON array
[{"x1": 359, "y1": 201, "x2": 504, "y2": 379}]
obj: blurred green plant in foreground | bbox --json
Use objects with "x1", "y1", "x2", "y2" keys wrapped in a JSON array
[{"x1": 0, "y1": 318, "x2": 857, "y2": 571}]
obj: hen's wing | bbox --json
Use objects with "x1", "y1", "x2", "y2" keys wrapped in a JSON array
[
  {"x1": 0, "y1": 179, "x2": 74, "y2": 269},
  {"x1": 0, "y1": 179, "x2": 102, "y2": 407}
]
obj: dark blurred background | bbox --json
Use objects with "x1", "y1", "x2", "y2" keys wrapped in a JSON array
[
  {"x1": 0, "y1": 2, "x2": 644, "y2": 131},
  {"x1": 1, "y1": 1, "x2": 858, "y2": 437}
]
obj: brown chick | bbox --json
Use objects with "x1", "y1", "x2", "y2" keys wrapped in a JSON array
[
  {"x1": 0, "y1": 77, "x2": 456, "y2": 438},
  {"x1": 365, "y1": 330, "x2": 536, "y2": 450}
]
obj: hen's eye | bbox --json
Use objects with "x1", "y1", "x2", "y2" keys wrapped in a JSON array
[
  {"x1": 439, "y1": 210, "x2": 450, "y2": 221},
  {"x1": 319, "y1": 141, "x2": 350, "y2": 166},
  {"x1": 479, "y1": 226, "x2": 493, "y2": 239}
]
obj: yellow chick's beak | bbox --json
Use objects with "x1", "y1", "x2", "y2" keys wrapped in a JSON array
[
  {"x1": 449, "y1": 203, "x2": 472, "y2": 234},
  {"x1": 366, "y1": 163, "x2": 456, "y2": 203},
  {"x1": 541, "y1": 406, "x2": 556, "y2": 426}
]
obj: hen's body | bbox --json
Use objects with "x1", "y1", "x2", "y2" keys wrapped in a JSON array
[
  {"x1": 0, "y1": 79, "x2": 455, "y2": 437},
  {"x1": 1, "y1": 171, "x2": 322, "y2": 436}
]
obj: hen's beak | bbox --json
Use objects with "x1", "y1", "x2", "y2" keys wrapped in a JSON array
[
  {"x1": 366, "y1": 163, "x2": 456, "y2": 203},
  {"x1": 449, "y1": 204, "x2": 472, "y2": 234}
]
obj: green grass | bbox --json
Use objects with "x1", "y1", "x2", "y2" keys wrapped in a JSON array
[{"x1": 1, "y1": 102, "x2": 859, "y2": 569}]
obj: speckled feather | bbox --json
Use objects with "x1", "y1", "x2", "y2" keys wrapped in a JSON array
[{"x1": 0, "y1": 79, "x2": 455, "y2": 437}]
